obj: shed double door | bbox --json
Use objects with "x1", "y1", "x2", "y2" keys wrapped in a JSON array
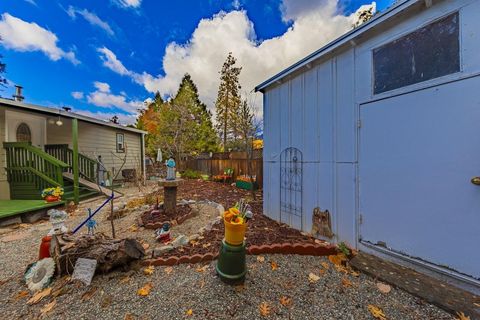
[{"x1": 359, "y1": 76, "x2": 480, "y2": 279}]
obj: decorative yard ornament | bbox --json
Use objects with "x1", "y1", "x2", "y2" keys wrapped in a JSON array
[
  {"x1": 86, "y1": 208, "x2": 97, "y2": 235},
  {"x1": 25, "y1": 258, "x2": 55, "y2": 292},
  {"x1": 157, "y1": 148, "x2": 163, "y2": 162},
  {"x1": 311, "y1": 207, "x2": 334, "y2": 238},
  {"x1": 165, "y1": 157, "x2": 176, "y2": 180},
  {"x1": 48, "y1": 209, "x2": 68, "y2": 235},
  {"x1": 155, "y1": 223, "x2": 171, "y2": 242}
]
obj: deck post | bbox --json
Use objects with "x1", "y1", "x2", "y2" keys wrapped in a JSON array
[{"x1": 72, "y1": 118, "x2": 79, "y2": 204}]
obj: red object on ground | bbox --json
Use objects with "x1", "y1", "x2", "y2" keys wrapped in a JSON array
[
  {"x1": 44, "y1": 195, "x2": 59, "y2": 203},
  {"x1": 39, "y1": 236, "x2": 52, "y2": 259}
]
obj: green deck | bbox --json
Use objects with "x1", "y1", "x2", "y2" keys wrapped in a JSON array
[{"x1": 0, "y1": 200, "x2": 65, "y2": 219}]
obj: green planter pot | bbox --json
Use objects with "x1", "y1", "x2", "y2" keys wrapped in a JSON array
[
  {"x1": 235, "y1": 180, "x2": 258, "y2": 190},
  {"x1": 216, "y1": 239, "x2": 247, "y2": 283}
]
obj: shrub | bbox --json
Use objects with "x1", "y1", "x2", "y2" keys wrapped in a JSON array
[{"x1": 181, "y1": 169, "x2": 202, "y2": 179}]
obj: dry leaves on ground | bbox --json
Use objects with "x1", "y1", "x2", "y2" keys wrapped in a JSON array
[
  {"x1": 40, "y1": 299, "x2": 56, "y2": 317},
  {"x1": 185, "y1": 309, "x2": 193, "y2": 316},
  {"x1": 321, "y1": 262, "x2": 330, "y2": 270},
  {"x1": 164, "y1": 267, "x2": 173, "y2": 275},
  {"x1": 456, "y1": 312, "x2": 471, "y2": 320},
  {"x1": 259, "y1": 302, "x2": 271, "y2": 317},
  {"x1": 234, "y1": 284, "x2": 245, "y2": 293},
  {"x1": 270, "y1": 261, "x2": 278, "y2": 271},
  {"x1": 368, "y1": 304, "x2": 387, "y2": 320},
  {"x1": 81, "y1": 287, "x2": 98, "y2": 301},
  {"x1": 195, "y1": 265, "x2": 209, "y2": 273},
  {"x1": 14, "y1": 290, "x2": 29, "y2": 301},
  {"x1": 101, "y1": 295, "x2": 113, "y2": 308},
  {"x1": 308, "y1": 273, "x2": 320, "y2": 283},
  {"x1": 124, "y1": 313, "x2": 135, "y2": 320},
  {"x1": 279, "y1": 296, "x2": 292, "y2": 308},
  {"x1": 143, "y1": 265, "x2": 155, "y2": 276},
  {"x1": 119, "y1": 275, "x2": 131, "y2": 284},
  {"x1": 127, "y1": 224, "x2": 138, "y2": 232},
  {"x1": 342, "y1": 277, "x2": 353, "y2": 288},
  {"x1": 257, "y1": 256, "x2": 265, "y2": 263},
  {"x1": 376, "y1": 282, "x2": 391, "y2": 294},
  {"x1": 27, "y1": 287, "x2": 52, "y2": 305},
  {"x1": 137, "y1": 283, "x2": 153, "y2": 296}
]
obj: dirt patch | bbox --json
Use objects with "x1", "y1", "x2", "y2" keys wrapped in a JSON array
[{"x1": 140, "y1": 204, "x2": 193, "y2": 229}]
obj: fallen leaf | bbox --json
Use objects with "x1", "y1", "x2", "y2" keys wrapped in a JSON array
[
  {"x1": 124, "y1": 313, "x2": 135, "y2": 320},
  {"x1": 198, "y1": 279, "x2": 205, "y2": 289},
  {"x1": 456, "y1": 312, "x2": 471, "y2": 320},
  {"x1": 197, "y1": 235, "x2": 205, "y2": 240},
  {"x1": 101, "y1": 294, "x2": 113, "y2": 308},
  {"x1": 321, "y1": 262, "x2": 330, "y2": 270},
  {"x1": 270, "y1": 261, "x2": 278, "y2": 271},
  {"x1": 342, "y1": 277, "x2": 353, "y2": 288},
  {"x1": 142, "y1": 243, "x2": 150, "y2": 250},
  {"x1": 279, "y1": 296, "x2": 292, "y2": 307},
  {"x1": 256, "y1": 256, "x2": 265, "y2": 263},
  {"x1": 195, "y1": 265, "x2": 209, "y2": 273},
  {"x1": 351, "y1": 270, "x2": 360, "y2": 277},
  {"x1": 308, "y1": 273, "x2": 320, "y2": 283},
  {"x1": 190, "y1": 240, "x2": 199, "y2": 246},
  {"x1": 328, "y1": 253, "x2": 347, "y2": 266},
  {"x1": 376, "y1": 282, "x2": 391, "y2": 294},
  {"x1": 368, "y1": 305, "x2": 387, "y2": 320},
  {"x1": 202, "y1": 243, "x2": 211, "y2": 248},
  {"x1": 137, "y1": 283, "x2": 153, "y2": 296},
  {"x1": 334, "y1": 264, "x2": 349, "y2": 274},
  {"x1": 234, "y1": 284, "x2": 245, "y2": 293},
  {"x1": 40, "y1": 299, "x2": 56, "y2": 316},
  {"x1": 119, "y1": 275, "x2": 131, "y2": 284},
  {"x1": 143, "y1": 265, "x2": 155, "y2": 276},
  {"x1": 185, "y1": 309, "x2": 193, "y2": 316},
  {"x1": 27, "y1": 287, "x2": 52, "y2": 305},
  {"x1": 52, "y1": 286, "x2": 70, "y2": 298},
  {"x1": 128, "y1": 224, "x2": 138, "y2": 232},
  {"x1": 164, "y1": 267, "x2": 173, "y2": 275},
  {"x1": 318, "y1": 268, "x2": 327, "y2": 276},
  {"x1": 14, "y1": 290, "x2": 29, "y2": 300},
  {"x1": 81, "y1": 286, "x2": 98, "y2": 301},
  {"x1": 259, "y1": 302, "x2": 271, "y2": 317}
]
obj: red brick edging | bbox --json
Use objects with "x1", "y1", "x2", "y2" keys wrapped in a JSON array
[{"x1": 142, "y1": 242, "x2": 338, "y2": 266}]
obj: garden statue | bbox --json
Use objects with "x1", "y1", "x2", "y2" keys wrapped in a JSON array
[
  {"x1": 155, "y1": 223, "x2": 171, "y2": 242},
  {"x1": 165, "y1": 157, "x2": 176, "y2": 180},
  {"x1": 86, "y1": 208, "x2": 97, "y2": 235},
  {"x1": 48, "y1": 209, "x2": 68, "y2": 235}
]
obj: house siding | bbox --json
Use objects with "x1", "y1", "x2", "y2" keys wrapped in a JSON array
[
  {"x1": 0, "y1": 106, "x2": 9, "y2": 200},
  {"x1": 46, "y1": 118, "x2": 142, "y2": 179}
]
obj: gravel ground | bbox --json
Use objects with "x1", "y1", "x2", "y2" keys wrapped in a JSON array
[{"x1": 0, "y1": 181, "x2": 455, "y2": 320}]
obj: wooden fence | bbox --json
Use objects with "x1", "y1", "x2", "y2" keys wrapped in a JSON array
[{"x1": 179, "y1": 153, "x2": 263, "y2": 188}]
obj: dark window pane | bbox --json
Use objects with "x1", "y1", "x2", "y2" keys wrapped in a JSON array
[{"x1": 373, "y1": 12, "x2": 459, "y2": 94}]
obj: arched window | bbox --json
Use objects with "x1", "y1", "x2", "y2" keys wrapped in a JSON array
[{"x1": 16, "y1": 123, "x2": 32, "y2": 142}]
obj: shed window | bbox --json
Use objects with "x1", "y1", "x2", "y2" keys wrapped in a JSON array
[
  {"x1": 116, "y1": 133, "x2": 125, "y2": 153},
  {"x1": 373, "y1": 12, "x2": 459, "y2": 94},
  {"x1": 16, "y1": 123, "x2": 32, "y2": 142}
]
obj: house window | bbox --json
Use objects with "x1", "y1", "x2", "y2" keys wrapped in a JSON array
[
  {"x1": 373, "y1": 12, "x2": 460, "y2": 94},
  {"x1": 116, "y1": 133, "x2": 125, "y2": 153},
  {"x1": 16, "y1": 123, "x2": 32, "y2": 142}
]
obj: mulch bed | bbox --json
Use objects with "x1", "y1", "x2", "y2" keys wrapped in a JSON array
[
  {"x1": 141, "y1": 204, "x2": 193, "y2": 229},
  {"x1": 160, "y1": 213, "x2": 325, "y2": 259}
]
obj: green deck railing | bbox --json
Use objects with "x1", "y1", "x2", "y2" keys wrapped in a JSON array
[
  {"x1": 44, "y1": 144, "x2": 97, "y2": 182},
  {"x1": 3, "y1": 142, "x2": 70, "y2": 199}
]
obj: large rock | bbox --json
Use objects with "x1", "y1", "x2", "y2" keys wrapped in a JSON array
[{"x1": 171, "y1": 235, "x2": 188, "y2": 248}]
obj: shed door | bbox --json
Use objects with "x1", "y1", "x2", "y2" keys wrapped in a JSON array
[{"x1": 359, "y1": 76, "x2": 480, "y2": 279}]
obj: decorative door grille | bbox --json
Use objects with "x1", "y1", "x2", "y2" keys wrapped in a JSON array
[{"x1": 280, "y1": 147, "x2": 303, "y2": 229}]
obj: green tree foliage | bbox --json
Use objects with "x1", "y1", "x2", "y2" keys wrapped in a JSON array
[
  {"x1": 215, "y1": 52, "x2": 242, "y2": 150},
  {"x1": 0, "y1": 53, "x2": 7, "y2": 88},
  {"x1": 136, "y1": 74, "x2": 218, "y2": 158}
]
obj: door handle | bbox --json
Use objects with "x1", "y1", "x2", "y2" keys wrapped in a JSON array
[{"x1": 471, "y1": 177, "x2": 480, "y2": 185}]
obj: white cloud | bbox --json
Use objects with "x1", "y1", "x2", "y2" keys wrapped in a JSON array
[
  {"x1": 98, "y1": 0, "x2": 374, "y2": 117},
  {"x1": 97, "y1": 47, "x2": 131, "y2": 76},
  {"x1": 93, "y1": 81, "x2": 111, "y2": 93},
  {"x1": 66, "y1": 6, "x2": 114, "y2": 36},
  {"x1": 113, "y1": 0, "x2": 142, "y2": 9},
  {"x1": 86, "y1": 81, "x2": 144, "y2": 114},
  {"x1": 71, "y1": 91, "x2": 84, "y2": 99},
  {"x1": 0, "y1": 13, "x2": 79, "y2": 65},
  {"x1": 24, "y1": 0, "x2": 37, "y2": 6},
  {"x1": 75, "y1": 109, "x2": 138, "y2": 125}
]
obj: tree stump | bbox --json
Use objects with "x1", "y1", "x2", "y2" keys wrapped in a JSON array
[
  {"x1": 158, "y1": 179, "x2": 182, "y2": 216},
  {"x1": 51, "y1": 233, "x2": 145, "y2": 275}
]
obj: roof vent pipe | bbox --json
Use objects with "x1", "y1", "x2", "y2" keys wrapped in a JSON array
[{"x1": 13, "y1": 85, "x2": 24, "y2": 102}]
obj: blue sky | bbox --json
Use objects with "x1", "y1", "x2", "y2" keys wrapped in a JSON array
[{"x1": 0, "y1": 0, "x2": 393, "y2": 124}]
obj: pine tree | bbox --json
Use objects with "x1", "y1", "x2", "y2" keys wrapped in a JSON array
[{"x1": 215, "y1": 52, "x2": 242, "y2": 150}]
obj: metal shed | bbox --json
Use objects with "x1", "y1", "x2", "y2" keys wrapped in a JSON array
[{"x1": 256, "y1": 0, "x2": 480, "y2": 290}]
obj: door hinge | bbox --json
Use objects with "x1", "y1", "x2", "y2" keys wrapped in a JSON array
[
  {"x1": 357, "y1": 119, "x2": 362, "y2": 128},
  {"x1": 359, "y1": 214, "x2": 363, "y2": 225}
]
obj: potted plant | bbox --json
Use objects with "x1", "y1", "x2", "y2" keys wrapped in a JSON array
[
  {"x1": 235, "y1": 175, "x2": 258, "y2": 191},
  {"x1": 41, "y1": 186, "x2": 64, "y2": 202},
  {"x1": 223, "y1": 199, "x2": 253, "y2": 245}
]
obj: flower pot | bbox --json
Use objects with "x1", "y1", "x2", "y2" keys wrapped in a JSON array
[
  {"x1": 44, "y1": 195, "x2": 60, "y2": 203},
  {"x1": 224, "y1": 218, "x2": 247, "y2": 246}
]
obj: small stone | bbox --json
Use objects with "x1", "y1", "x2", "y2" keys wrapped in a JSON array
[
  {"x1": 153, "y1": 245, "x2": 174, "y2": 257},
  {"x1": 172, "y1": 235, "x2": 188, "y2": 248}
]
